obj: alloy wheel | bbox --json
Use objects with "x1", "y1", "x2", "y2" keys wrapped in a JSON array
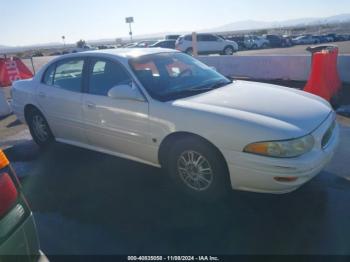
[{"x1": 177, "y1": 150, "x2": 214, "y2": 191}]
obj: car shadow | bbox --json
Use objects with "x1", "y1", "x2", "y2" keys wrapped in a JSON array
[{"x1": 11, "y1": 142, "x2": 350, "y2": 255}]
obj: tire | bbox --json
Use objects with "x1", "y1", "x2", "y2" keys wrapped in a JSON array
[
  {"x1": 166, "y1": 137, "x2": 231, "y2": 201},
  {"x1": 185, "y1": 48, "x2": 193, "y2": 56},
  {"x1": 27, "y1": 108, "x2": 54, "y2": 148},
  {"x1": 223, "y1": 46, "x2": 234, "y2": 55}
]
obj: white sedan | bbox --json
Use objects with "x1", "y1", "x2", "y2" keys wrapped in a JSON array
[{"x1": 12, "y1": 48, "x2": 339, "y2": 199}]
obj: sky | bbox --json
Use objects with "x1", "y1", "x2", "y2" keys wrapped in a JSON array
[{"x1": 1, "y1": 0, "x2": 349, "y2": 46}]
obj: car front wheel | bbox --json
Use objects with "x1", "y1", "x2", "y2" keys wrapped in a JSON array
[
  {"x1": 27, "y1": 108, "x2": 54, "y2": 148},
  {"x1": 166, "y1": 137, "x2": 230, "y2": 201},
  {"x1": 223, "y1": 46, "x2": 234, "y2": 55}
]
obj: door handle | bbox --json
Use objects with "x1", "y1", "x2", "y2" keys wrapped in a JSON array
[
  {"x1": 86, "y1": 102, "x2": 96, "y2": 109},
  {"x1": 38, "y1": 92, "x2": 46, "y2": 98}
]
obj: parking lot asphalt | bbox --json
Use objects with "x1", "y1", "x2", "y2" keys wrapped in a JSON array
[{"x1": 0, "y1": 115, "x2": 349, "y2": 256}]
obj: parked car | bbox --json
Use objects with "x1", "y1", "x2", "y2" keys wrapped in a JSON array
[
  {"x1": 165, "y1": 35, "x2": 180, "y2": 40},
  {"x1": 224, "y1": 36, "x2": 245, "y2": 50},
  {"x1": 49, "y1": 51, "x2": 62, "y2": 56},
  {"x1": 325, "y1": 34, "x2": 346, "y2": 42},
  {"x1": 0, "y1": 150, "x2": 47, "y2": 259},
  {"x1": 124, "y1": 42, "x2": 138, "y2": 48},
  {"x1": 176, "y1": 33, "x2": 238, "y2": 55},
  {"x1": 264, "y1": 35, "x2": 291, "y2": 48},
  {"x1": 134, "y1": 40, "x2": 158, "y2": 48},
  {"x1": 149, "y1": 40, "x2": 176, "y2": 49},
  {"x1": 71, "y1": 45, "x2": 96, "y2": 53},
  {"x1": 12, "y1": 49, "x2": 339, "y2": 199},
  {"x1": 335, "y1": 34, "x2": 348, "y2": 41},
  {"x1": 98, "y1": 45, "x2": 116, "y2": 50},
  {"x1": 243, "y1": 35, "x2": 270, "y2": 49},
  {"x1": 314, "y1": 35, "x2": 330, "y2": 43},
  {"x1": 32, "y1": 51, "x2": 44, "y2": 57},
  {"x1": 282, "y1": 35, "x2": 294, "y2": 46},
  {"x1": 343, "y1": 34, "x2": 350, "y2": 41},
  {"x1": 292, "y1": 35, "x2": 319, "y2": 45}
]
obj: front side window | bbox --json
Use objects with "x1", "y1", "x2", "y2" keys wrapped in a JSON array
[
  {"x1": 130, "y1": 52, "x2": 231, "y2": 102},
  {"x1": 88, "y1": 59, "x2": 132, "y2": 96},
  {"x1": 42, "y1": 64, "x2": 56, "y2": 86},
  {"x1": 207, "y1": 35, "x2": 219, "y2": 41},
  {"x1": 184, "y1": 35, "x2": 192, "y2": 41},
  {"x1": 53, "y1": 59, "x2": 84, "y2": 92}
]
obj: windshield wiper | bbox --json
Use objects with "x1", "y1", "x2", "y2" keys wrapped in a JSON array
[
  {"x1": 188, "y1": 79, "x2": 232, "y2": 92},
  {"x1": 163, "y1": 79, "x2": 232, "y2": 101}
]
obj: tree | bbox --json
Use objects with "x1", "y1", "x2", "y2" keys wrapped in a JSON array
[{"x1": 76, "y1": 39, "x2": 86, "y2": 48}]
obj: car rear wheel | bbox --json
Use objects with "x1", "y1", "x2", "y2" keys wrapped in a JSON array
[
  {"x1": 166, "y1": 137, "x2": 230, "y2": 201},
  {"x1": 27, "y1": 109, "x2": 54, "y2": 148},
  {"x1": 223, "y1": 46, "x2": 234, "y2": 55}
]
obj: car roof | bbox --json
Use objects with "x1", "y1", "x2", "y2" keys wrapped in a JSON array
[
  {"x1": 157, "y1": 39, "x2": 176, "y2": 42},
  {"x1": 64, "y1": 48, "x2": 179, "y2": 59}
]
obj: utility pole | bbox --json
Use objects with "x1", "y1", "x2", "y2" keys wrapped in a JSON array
[{"x1": 125, "y1": 17, "x2": 134, "y2": 41}]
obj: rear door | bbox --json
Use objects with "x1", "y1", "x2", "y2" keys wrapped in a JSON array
[
  {"x1": 82, "y1": 57, "x2": 150, "y2": 160},
  {"x1": 196, "y1": 34, "x2": 206, "y2": 53},
  {"x1": 36, "y1": 58, "x2": 87, "y2": 143}
]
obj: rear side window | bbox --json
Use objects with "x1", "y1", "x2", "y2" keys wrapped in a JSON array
[
  {"x1": 199, "y1": 34, "x2": 217, "y2": 41},
  {"x1": 53, "y1": 59, "x2": 84, "y2": 92},
  {"x1": 42, "y1": 64, "x2": 56, "y2": 85},
  {"x1": 88, "y1": 59, "x2": 132, "y2": 96}
]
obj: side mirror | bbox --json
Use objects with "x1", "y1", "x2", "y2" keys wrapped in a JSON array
[{"x1": 108, "y1": 84, "x2": 145, "y2": 102}]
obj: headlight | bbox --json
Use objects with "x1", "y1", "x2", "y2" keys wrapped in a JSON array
[{"x1": 243, "y1": 135, "x2": 315, "y2": 158}]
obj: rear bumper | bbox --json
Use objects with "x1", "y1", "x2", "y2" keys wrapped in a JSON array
[
  {"x1": 0, "y1": 213, "x2": 41, "y2": 257},
  {"x1": 223, "y1": 113, "x2": 339, "y2": 194},
  {"x1": 38, "y1": 250, "x2": 49, "y2": 262}
]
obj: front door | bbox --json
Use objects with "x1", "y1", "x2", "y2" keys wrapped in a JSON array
[{"x1": 82, "y1": 58, "x2": 150, "y2": 161}]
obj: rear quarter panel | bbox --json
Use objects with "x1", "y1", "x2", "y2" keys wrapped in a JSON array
[{"x1": 12, "y1": 79, "x2": 39, "y2": 123}]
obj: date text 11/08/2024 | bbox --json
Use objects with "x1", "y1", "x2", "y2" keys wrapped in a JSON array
[{"x1": 127, "y1": 256, "x2": 220, "y2": 261}]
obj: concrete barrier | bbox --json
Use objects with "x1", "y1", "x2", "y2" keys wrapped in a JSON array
[
  {"x1": 19, "y1": 54, "x2": 350, "y2": 83},
  {"x1": 198, "y1": 55, "x2": 350, "y2": 83}
]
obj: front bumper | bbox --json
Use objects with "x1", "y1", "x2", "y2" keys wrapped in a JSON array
[{"x1": 224, "y1": 113, "x2": 340, "y2": 194}]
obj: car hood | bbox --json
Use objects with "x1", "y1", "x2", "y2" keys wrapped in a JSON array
[{"x1": 173, "y1": 80, "x2": 332, "y2": 136}]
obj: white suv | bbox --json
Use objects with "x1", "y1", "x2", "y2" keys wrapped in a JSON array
[
  {"x1": 244, "y1": 35, "x2": 270, "y2": 49},
  {"x1": 175, "y1": 34, "x2": 238, "y2": 55}
]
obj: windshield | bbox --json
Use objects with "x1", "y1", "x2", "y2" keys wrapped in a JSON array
[{"x1": 129, "y1": 52, "x2": 231, "y2": 101}]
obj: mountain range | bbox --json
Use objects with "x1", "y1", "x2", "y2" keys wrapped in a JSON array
[{"x1": 203, "y1": 13, "x2": 350, "y2": 32}]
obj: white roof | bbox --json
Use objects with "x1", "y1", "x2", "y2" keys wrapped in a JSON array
[{"x1": 83, "y1": 48, "x2": 178, "y2": 59}]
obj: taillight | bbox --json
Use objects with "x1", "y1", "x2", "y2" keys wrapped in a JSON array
[
  {"x1": 0, "y1": 150, "x2": 18, "y2": 217},
  {"x1": 0, "y1": 173, "x2": 18, "y2": 217}
]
